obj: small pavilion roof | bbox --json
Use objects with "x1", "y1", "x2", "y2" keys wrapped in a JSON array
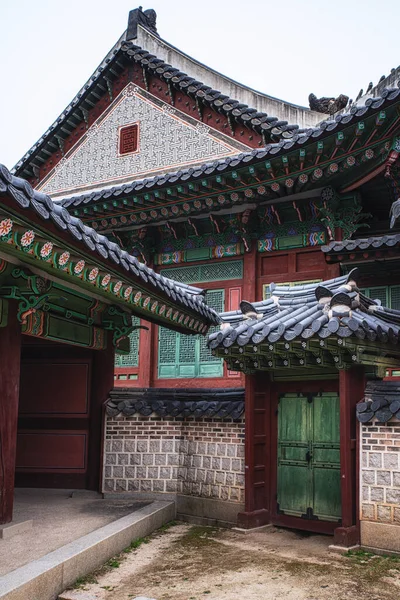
[
  {"x1": 208, "y1": 268, "x2": 400, "y2": 374},
  {"x1": 0, "y1": 164, "x2": 218, "y2": 333}
]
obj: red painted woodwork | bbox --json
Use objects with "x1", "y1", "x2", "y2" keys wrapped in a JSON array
[
  {"x1": 16, "y1": 348, "x2": 92, "y2": 489},
  {"x1": 16, "y1": 337, "x2": 114, "y2": 492},
  {"x1": 119, "y1": 123, "x2": 139, "y2": 155},
  {"x1": 16, "y1": 432, "x2": 87, "y2": 470},
  {"x1": 296, "y1": 250, "x2": 327, "y2": 273},
  {"x1": 243, "y1": 246, "x2": 257, "y2": 303},
  {"x1": 0, "y1": 301, "x2": 22, "y2": 524},
  {"x1": 239, "y1": 377, "x2": 355, "y2": 536},
  {"x1": 258, "y1": 247, "x2": 340, "y2": 301},
  {"x1": 19, "y1": 363, "x2": 89, "y2": 415},
  {"x1": 33, "y1": 63, "x2": 258, "y2": 187},
  {"x1": 238, "y1": 373, "x2": 270, "y2": 528},
  {"x1": 87, "y1": 333, "x2": 115, "y2": 491},
  {"x1": 261, "y1": 254, "x2": 289, "y2": 276},
  {"x1": 334, "y1": 367, "x2": 365, "y2": 545}
]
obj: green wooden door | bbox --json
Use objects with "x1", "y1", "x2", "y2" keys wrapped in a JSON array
[{"x1": 277, "y1": 392, "x2": 341, "y2": 522}]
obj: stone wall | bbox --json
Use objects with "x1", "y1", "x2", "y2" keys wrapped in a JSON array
[
  {"x1": 103, "y1": 414, "x2": 245, "y2": 522},
  {"x1": 360, "y1": 419, "x2": 400, "y2": 551}
]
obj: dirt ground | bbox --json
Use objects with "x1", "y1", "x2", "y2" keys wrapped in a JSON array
[{"x1": 65, "y1": 522, "x2": 400, "y2": 600}]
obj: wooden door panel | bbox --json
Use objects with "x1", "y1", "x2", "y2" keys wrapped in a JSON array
[
  {"x1": 312, "y1": 393, "x2": 341, "y2": 521},
  {"x1": 19, "y1": 363, "x2": 89, "y2": 415},
  {"x1": 278, "y1": 394, "x2": 310, "y2": 517},
  {"x1": 277, "y1": 392, "x2": 341, "y2": 522},
  {"x1": 17, "y1": 357, "x2": 91, "y2": 487},
  {"x1": 16, "y1": 431, "x2": 87, "y2": 471},
  {"x1": 313, "y1": 467, "x2": 341, "y2": 521}
]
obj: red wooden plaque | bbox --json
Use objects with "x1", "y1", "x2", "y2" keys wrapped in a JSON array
[{"x1": 119, "y1": 123, "x2": 139, "y2": 155}]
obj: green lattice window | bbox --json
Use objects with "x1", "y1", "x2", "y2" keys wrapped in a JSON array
[
  {"x1": 115, "y1": 316, "x2": 140, "y2": 367},
  {"x1": 160, "y1": 260, "x2": 243, "y2": 284},
  {"x1": 158, "y1": 289, "x2": 224, "y2": 378},
  {"x1": 361, "y1": 285, "x2": 400, "y2": 309}
]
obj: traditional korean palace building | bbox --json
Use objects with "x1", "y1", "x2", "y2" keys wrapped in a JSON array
[{"x1": 7, "y1": 7, "x2": 400, "y2": 552}]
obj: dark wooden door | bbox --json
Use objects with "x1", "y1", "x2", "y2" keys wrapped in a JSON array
[
  {"x1": 16, "y1": 358, "x2": 92, "y2": 489},
  {"x1": 277, "y1": 392, "x2": 341, "y2": 522}
]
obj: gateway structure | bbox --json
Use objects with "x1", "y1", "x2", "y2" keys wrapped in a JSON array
[{"x1": 11, "y1": 7, "x2": 400, "y2": 551}]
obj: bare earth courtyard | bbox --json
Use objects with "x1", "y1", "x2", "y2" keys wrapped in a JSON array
[{"x1": 62, "y1": 523, "x2": 400, "y2": 600}]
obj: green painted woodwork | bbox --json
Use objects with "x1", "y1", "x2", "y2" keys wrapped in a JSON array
[
  {"x1": 277, "y1": 392, "x2": 341, "y2": 522},
  {"x1": 115, "y1": 316, "x2": 140, "y2": 367},
  {"x1": 186, "y1": 248, "x2": 210, "y2": 262},
  {"x1": 361, "y1": 285, "x2": 400, "y2": 310},
  {"x1": 158, "y1": 289, "x2": 224, "y2": 378},
  {"x1": 0, "y1": 299, "x2": 8, "y2": 328},
  {"x1": 160, "y1": 260, "x2": 243, "y2": 284}
]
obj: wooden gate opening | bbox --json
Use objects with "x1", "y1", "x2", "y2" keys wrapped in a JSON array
[
  {"x1": 15, "y1": 336, "x2": 112, "y2": 492},
  {"x1": 277, "y1": 392, "x2": 341, "y2": 523}
]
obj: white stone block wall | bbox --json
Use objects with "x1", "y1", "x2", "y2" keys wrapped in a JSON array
[
  {"x1": 361, "y1": 419, "x2": 400, "y2": 524},
  {"x1": 103, "y1": 415, "x2": 245, "y2": 504}
]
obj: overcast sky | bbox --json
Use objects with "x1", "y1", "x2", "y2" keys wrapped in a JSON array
[{"x1": 1, "y1": 0, "x2": 399, "y2": 170}]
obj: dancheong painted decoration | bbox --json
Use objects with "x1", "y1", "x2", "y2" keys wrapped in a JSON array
[{"x1": 3, "y1": 5, "x2": 400, "y2": 556}]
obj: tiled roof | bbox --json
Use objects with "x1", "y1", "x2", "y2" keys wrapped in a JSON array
[
  {"x1": 13, "y1": 38, "x2": 313, "y2": 179},
  {"x1": 0, "y1": 163, "x2": 218, "y2": 325},
  {"x1": 106, "y1": 387, "x2": 245, "y2": 419},
  {"x1": 60, "y1": 86, "x2": 400, "y2": 209},
  {"x1": 357, "y1": 381, "x2": 400, "y2": 423},
  {"x1": 208, "y1": 268, "x2": 400, "y2": 350},
  {"x1": 322, "y1": 234, "x2": 400, "y2": 254}
]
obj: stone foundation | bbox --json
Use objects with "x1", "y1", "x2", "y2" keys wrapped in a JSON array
[
  {"x1": 103, "y1": 414, "x2": 245, "y2": 524},
  {"x1": 360, "y1": 419, "x2": 400, "y2": 550}
]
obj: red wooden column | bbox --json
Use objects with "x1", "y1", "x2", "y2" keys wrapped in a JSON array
[
  {"x1": 0, "y1": 301, "x2": 22, "y2": 524},
  {"x1": 88, "y1": 332, "x2": 115, "y2": 491},
  {"x1": 334, "y1": 366, "x2": 365, "y2": 546},
  {"x1": 137, "y1": 322, "x2": 153, "y2": 387},
  {"x1": 139, "y1": 258, "x2": 155, "y2": 388},
  {"x1": 237, "y1": 372, "x2": 271, "y2": 528},
  {"x1": 242, "y1": 245, "x2": 257, "y2": 303}
]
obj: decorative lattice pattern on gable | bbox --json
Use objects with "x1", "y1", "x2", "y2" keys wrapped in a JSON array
[
  {"x1": 158, "y1": 289, "x2": 224, "y2": 379},
  {"x1": 115, "y1": 316, "x2": 140, "y2": 367},
  {"x1": 160, "y1": 260, "x2": 243, "y2": 284}
]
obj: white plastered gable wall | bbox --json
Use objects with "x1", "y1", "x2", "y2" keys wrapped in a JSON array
[{"x1": 39, "y1": 83, "x2": 247, "y2": 199}]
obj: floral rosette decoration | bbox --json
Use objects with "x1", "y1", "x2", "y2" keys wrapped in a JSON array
[
  {"x1": 74, "y1": 260, "x2": 85, "y2": 275},
  {"x1": 101, "y1": 273, "x2": 111, "y2": 288},
  {"x1": 134, "y1": 291, "x2": 142, "y2": 304},
  {"x1": 124, "y1": 286, "x2": 133, "y2": 300},
  {"x1": 58, "y1": 251, "x2": 70, "y2": 268},
  {"x1": 151, "y1": 301, "x2": 158, "y2": 313},
  {"x1": 0, "y1": 218, "x2": 13, "y2": 241},
  {"x1": 113, "y1": 280, "x2": 123, "y2": 295},
  {"x1": 20, "y1": 229, "x2": 35, "y2": 250},
  {"x1": 88, "y1": 267, "x2": 99, "y2": 282},
  {"x1": 40, "y1": 241, "x2": 53, "y2": 259},
  {"x1": 143, "y1": 296, "x2": 151, "y2": 308}
]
